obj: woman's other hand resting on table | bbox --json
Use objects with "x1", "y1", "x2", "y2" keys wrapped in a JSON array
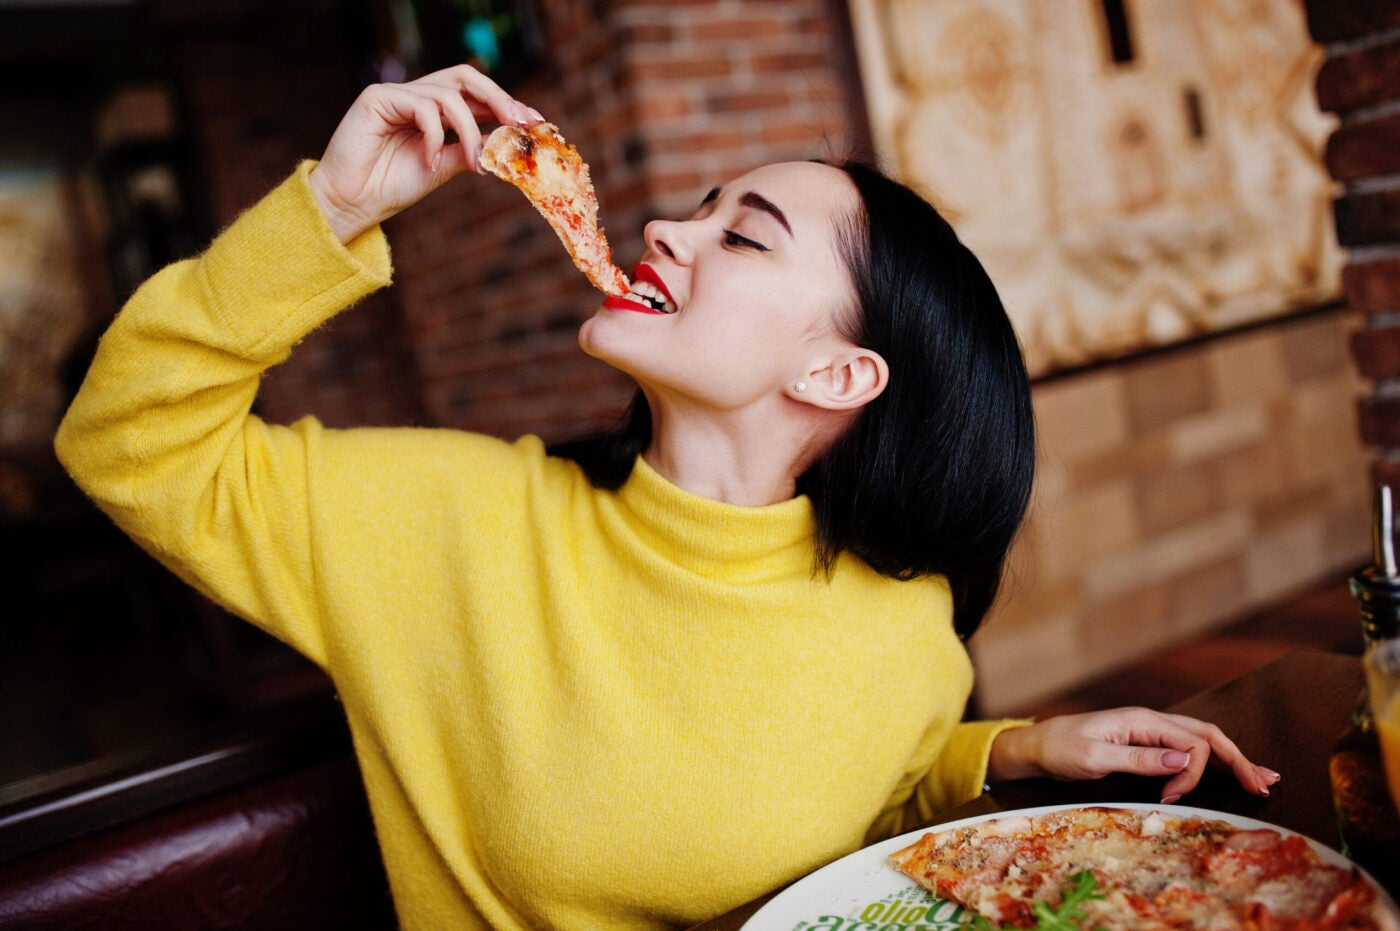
[{"x1": 987, "y1": 707, "x2": 1283, "y2": 805}]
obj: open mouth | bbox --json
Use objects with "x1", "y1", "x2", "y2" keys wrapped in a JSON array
[{"x1": 623, "y1": 278, "x2": 676, "y2": 314}]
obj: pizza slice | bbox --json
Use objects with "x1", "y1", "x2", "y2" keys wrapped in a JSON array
[{"x1": 480, "y1": 122, "x2": 630, "y2": 297}]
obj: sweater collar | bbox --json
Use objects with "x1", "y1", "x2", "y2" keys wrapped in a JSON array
[{"x1": 613, "y1": 456, "x2": 818, "y2": 577}]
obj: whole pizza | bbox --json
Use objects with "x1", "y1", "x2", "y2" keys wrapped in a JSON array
[{"x1": 888, "y1": 806, "x2": 1396, "y2": 930}]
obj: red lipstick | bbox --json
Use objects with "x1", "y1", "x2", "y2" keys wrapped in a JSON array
[
  {"x1": 631, "y1": 263, "x2": 675, "y2": 305},
  {"x1": 602, "y1": 294, "x2": 666, "y2": 314}
]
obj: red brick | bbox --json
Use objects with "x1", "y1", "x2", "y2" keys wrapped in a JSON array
[
  {"x1": 633, "y1": 92, "x2": 692, "y2": 120},
  {"x1": 1351, "y1": 325, "x2": 1400, "y2": 379},
  {"x1": 604, "y1": 177, "x2": 652, "y2": 211},
  {"x1": 1305, "y1": 0, "x2": 1400, "y2": 44},
  {"x1": 648, "y1": 171, "x2": 708, "y2": 196},
  {"x1": 590, "y1": 105, "x2": 643, "y2": 136},
  {"x1": 1316, "y1": 35, "x2": 1400, "y2": 113},
  {"x1": 690, "y1": 17, "x2": 789, "y2": 41},
  {"x1": 1334, "y1": 188, "x2": 1400, "y2": 247},
  {"x1": 705, "y1": 89, "x2": 792, "y2": 113},
  {"x1": 621, "y1": 23, "x2": 675, "y2": 44},
  {"x1": 802, "y1": 81, "x2": 846, "y2": 105},
  {"x1": 652, "y1": 130, "x2": 748, "y2": 154},
  {"x1": 1358, "y1": 395, "x2": 1400, "y2": 447},
  {"x1": 1326, "y1": 111, "x2": 1400, "y2": 181},
  {"x1": 1344, "y1": 257, "x2": 1400, "y2": 316},
  {"x1": 749, "y1": 50, "x2": 831, "y2": 74},
  {"x1": 629, "y1": 56, "x2": 734, "y2": 81},
  {"x1": 760, "y1": 120, "x2": 833, "y2": 146}
]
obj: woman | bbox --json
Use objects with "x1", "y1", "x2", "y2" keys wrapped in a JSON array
[{"x1": 56, "y1": 66, "x2": 1278, "y2": 930}]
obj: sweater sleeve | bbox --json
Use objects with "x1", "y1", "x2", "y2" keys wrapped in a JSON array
[
  {"x1": 865, "y1": 717, "x2": 1032, "y2": 843},
  {"x1": 53, "y1": 162, "x2": 393, "y2": 668}
]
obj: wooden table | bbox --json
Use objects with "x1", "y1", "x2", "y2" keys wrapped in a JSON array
[{"x1": 689, "y1": 649, "x2": 1381, "y2": 930}]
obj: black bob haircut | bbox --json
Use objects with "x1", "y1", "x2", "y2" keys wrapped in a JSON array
[{"x1": 550, "y1": 161, "x2": 1036, "y2": 640}]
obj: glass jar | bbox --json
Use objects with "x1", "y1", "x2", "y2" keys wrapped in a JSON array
[{"x1": 1328, "y1": 490, "x2": 1400, "y2": 886}]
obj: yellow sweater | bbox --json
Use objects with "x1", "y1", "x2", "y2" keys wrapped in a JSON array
[{"x1": 56, "y1": 163, "x2": 1021, "y2": 930}]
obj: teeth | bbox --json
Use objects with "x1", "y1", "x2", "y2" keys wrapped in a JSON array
[
  {"x1": 627, "y1": 279, "x2": 676, "y2": 313},
  {"x1": 631, "y1": 280, "x2": 662, "y2": 300}
]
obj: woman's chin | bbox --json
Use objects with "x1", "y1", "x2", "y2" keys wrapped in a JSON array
[
  {"x1": 577, "y1": 315, "x2": 637, "y2": 374},
  {"x1": 577, "y1": 314, "x2": 608, "y2": 360}
]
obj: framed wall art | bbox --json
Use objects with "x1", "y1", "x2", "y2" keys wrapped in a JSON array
[{"x1": 846, "y1": 0, "x2": 1342, "y2": 377}]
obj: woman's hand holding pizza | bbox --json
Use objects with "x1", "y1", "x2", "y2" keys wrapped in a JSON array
[
  {"x1": 308, "y1": 64, "x2": 544, "y2": 243},
  {"x1": 986, "y1": 707, "x2": 1282, "y2": 804}
]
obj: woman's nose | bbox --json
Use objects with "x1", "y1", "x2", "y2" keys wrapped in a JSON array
[{"x1": 643, "y1": 218, "x2": 694, "y2": 265}]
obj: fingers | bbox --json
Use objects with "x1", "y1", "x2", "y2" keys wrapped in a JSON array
[
  {"x1": 1052, "y1": 708, "x2": 1282, "y2": 806},
  {"x1": 408, "y1": 66, "x2": 545, "y2": 173},
  {"x1": 1153, "y1": 734, "x2": 1210, "y2": 803},
  {"x1": 1074, "y1": 730, "x2": 1203, "y2": 791},
  {"x1": 406, "y1": 80, "x2": 486, "y2": 173},
  {"x1": 1158, "y1": 712, "x2": 1279, "y2": 801},
  {"x1": 1102, "y1": 708, "x2": 1275, "y2": 803},
  {"x1": 363, "y1": 82, "x2": 450, "y2": 171},
  {"x1": 311, "y1": 63, "x2": 548, "y2": 236},
  {"x1": 418, "y1": 63, "x2": 539, "y2": 126}
]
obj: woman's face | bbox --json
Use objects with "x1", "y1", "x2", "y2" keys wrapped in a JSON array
[{"x1": 578, "y1": 161, "x2": 861, "y2": 411}]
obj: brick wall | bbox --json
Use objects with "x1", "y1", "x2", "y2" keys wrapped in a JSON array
[{"x1": 1306, "y1": 2, "x2": 1400, "y2": 487}]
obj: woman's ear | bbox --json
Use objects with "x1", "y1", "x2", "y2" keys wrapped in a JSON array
[{"x1": 788, "y1": 347, "x2": 889, "y2": 411}]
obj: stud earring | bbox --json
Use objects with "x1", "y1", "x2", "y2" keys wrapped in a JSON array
[{"x1": 794, "y1": 382, "x2": 808, "y2": 393}]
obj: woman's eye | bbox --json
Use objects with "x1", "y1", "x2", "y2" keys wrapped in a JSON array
[{"x1": 722, "y1": 229, "x2": 770, "y2": 252}]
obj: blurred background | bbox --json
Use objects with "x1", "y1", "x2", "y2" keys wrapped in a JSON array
[{"x1": 0, "y1": 0, "x2": 1393, "y2": 852}]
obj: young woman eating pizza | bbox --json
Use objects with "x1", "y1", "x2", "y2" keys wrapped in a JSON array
[{"x1": 56, "y1": 65, "x2": 1281, "y2": 930}]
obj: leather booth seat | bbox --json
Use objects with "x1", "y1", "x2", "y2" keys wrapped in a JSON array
[{"x1": 0, "y1": 755, "x2": 397, "y2": 930}]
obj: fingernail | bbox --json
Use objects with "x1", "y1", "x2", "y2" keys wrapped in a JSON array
[
  {"x1": 512, "y1": 103, "x2": 532, "y2": 125},
  {"x1": 1261, "y1": 767, "x2": 1281, "y2": 782},
  {"x1": 527, "y1": 107, "x2": 545, "y2": 123},
  {"x1": 1161, "y1": 794, "x2": 1181, "y2": 805},
  {"x1": 1258, "y1": 785, "x2": 1270, "y2": 797},
  {"x1": 1161, "y1": 750, "x2": 1190, "y2": 770},
  {"x1": 431, "y1": 151, "x2": 442, "y2": 172}
]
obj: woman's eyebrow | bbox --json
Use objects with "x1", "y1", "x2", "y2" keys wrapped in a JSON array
[
  {"x1": 738, "y1": 191, "x2": 792, "y2": 237},
  {"x1": 698, "y1": 186, "x2": 793, "y2": 238}
]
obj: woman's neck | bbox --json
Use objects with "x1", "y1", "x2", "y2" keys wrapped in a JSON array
[{"x1": 640, "y1": 397, "x2": 832, "y2": 507}]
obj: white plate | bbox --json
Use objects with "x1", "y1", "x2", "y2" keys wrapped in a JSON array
[{"x1": 741, "y1": 802, "x2": 1399, "y2": 930}]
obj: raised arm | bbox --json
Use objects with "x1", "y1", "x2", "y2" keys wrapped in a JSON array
[{"x1": 54, "y1": 66, "x2": 538, "y2": 664}]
